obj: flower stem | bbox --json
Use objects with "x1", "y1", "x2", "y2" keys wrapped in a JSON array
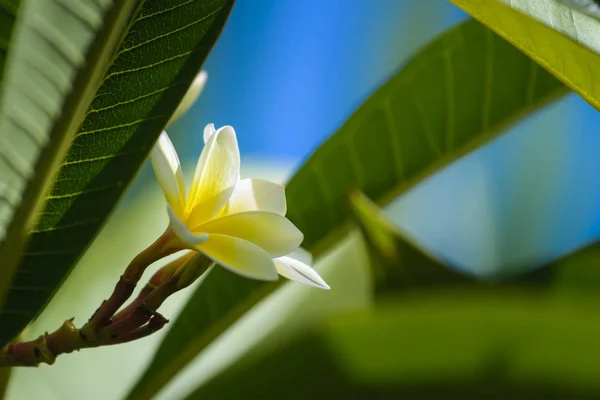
[
  {"x1": 111, "y1": 252, "x2": 193, "y2": 322},
  {"x1": 101, "y1": 253, "x2": 212, "y2": 338},
  {"x1": 80, "y1": 229, "x2": 176, "y2": 339}
]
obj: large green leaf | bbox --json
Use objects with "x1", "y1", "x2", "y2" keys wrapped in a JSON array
[
  {"x1": 0, "y1": 0, "x2": 235, "y2": 346},
  {"x1": 0, "y1": 0, "x2": 20, "y2": 81},
  {"x1": 349, "y1": 190, "x2": 475, "y2": 293},
  {"x1": 0, "y1": 0, "x2": 139, "y2": 320},
  {"x1": 126, "y1": 18, "x2": 567, "y2": 400},
  {"x1": 451, "y1": 0, "x2": 600, "y2": 111},
  {"x1": 350, "y1": 190, "x2": 554, "y2": 292},
  {"x1": 186, "y1": 291, "x2": 600, "y2": 399}
]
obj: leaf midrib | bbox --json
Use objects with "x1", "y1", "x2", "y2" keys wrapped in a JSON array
[{"x1": 308, "y1": 71, "x2": 568, "y2": 259}]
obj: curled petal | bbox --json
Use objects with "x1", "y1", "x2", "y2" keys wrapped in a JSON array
[
  {"x1": 195, "y1": 211, "x2": 303, "y2": 257},
  {"x1": 203, "y1": 123, "x2": 216, "y2": 144},
  {"x1": 196, "y1": 234, "x2": 278, "y2": 281},
  {"x1": 167, "y1": 205, "x2": 208, "y2": 248},
  {"x1": 226, "y1": 178, "x2": 287, "y2": 216},
  {"x1": 275, "y1": 256, "x2": 330, "y2": 290},
  {"x1": 186, "y1": 126, "x2": 240, "y2": 218},
  {"x1": 151, "y1": 132, "x2": 186, "y2": 216},
  {"x1": 168, "y1": 70, "x2": 207, "y2": 126}
]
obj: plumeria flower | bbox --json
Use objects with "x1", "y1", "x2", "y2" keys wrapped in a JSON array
[
  {"x1": 150, "y1": 126, "x2": 329, "y2": 290},
  {"x1": 206, "y1": 124, "x2": 329, "y2": 290}
]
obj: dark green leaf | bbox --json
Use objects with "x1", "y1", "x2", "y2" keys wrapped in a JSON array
[
  {"x1": 188, "y1": 291, "x2": 600, "y2": 399},
  {"x1": 0, "y1": 0, "x2": 235, "y2": 346},
  {"x1": 540, "y1": 241, "x2": 600, "y2": 295},
  {"x1": 0, "y1": 364, "x2": 10, "y2": 399},
  {"x1": 349, "y1": 190, "x2": 474, "y2": 293},
  {"x1": 350, "y1": 190, "x2": 557, "y2": 291},
  {"x1": 0, "y1": 0, "x2": 140, "y2": 328},
  {"x1": 127, "y1": 18, "x2": 568, "y2": 400},
  {"x1": 0, "y1": 0, "x2": 20, "y2": 81}
]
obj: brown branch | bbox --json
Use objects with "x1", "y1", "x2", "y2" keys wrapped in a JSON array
[
  {"x1": 0, "y1": 251, "x2": 211, "y2": 367},
  {"x1": 80, "y1": 230, "x2": 177, "y2": 339}
]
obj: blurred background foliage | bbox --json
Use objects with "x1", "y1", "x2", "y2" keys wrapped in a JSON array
[{"x1": 6, "y1": 0, "x2": 600, "y2": 399}]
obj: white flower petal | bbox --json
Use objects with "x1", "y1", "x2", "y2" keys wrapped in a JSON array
[
  {"x1": 275, "y1": 256, "x2": 330, "y2": 290},
  {"x1": 226, "y1": 178, "x2": 287, "y2": 216},
  {"x1": 186, "y1": 126, "x2": 240, "y2": 218},
  {"x1": 203, "y1": 123, "x2": 216, "y2": 144},
  {"x1": 167, "y1": 70, "x2": 207, "y2": 126},
  {"x1": 167, "y1": 205, "x2": 208, "y2": 248},
  {"x1": 151, "y1": 131, "x2": 186, "y2": 216},
  {"x1": 196, "y1": 234, "x2": 278, "y2": 281},
  {"x1": 196, "y1": 211, "x2": 303, "y2": 257}
]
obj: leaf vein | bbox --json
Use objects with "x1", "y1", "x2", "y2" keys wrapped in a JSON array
[
  {"x1": 116, "y1": 5, "x2": 224, "y2": 56},
  {"x1": 86, "y1": 81, "x2": 187, "y2": 115},
  {"x1": 76, "y1": 115, "x2": 165, "y2": 137},
  {"x1": 45, "y1": 183, "x2": 122, "y2": 201},
  {"x1": 30, "y1": 217, "x2": 103, "y2": 234}
]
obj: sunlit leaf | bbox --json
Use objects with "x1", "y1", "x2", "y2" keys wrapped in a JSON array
[
  {"x1": 451, "y1": 0, "x2": 600, "y2": 111},
  {"x1": 126, "y1": 18, "x2": 567, "y2": 400},
  {"x1": 0, "y1": 0, "x2": 140, "y2": 328},
  {"x1": 555, "y1": 0, "x2": 600, "y2": 19},
  {"x1": 188, "y1": 291, "x2": 600, "y2": 398},
  {"x1": 0, "y1": 0, "x2": 235, "y2": 346}
]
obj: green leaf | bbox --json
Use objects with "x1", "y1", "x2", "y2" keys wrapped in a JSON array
[
  {"x1": 187, "y1": 291, "x2": 600, "y2": 398},
  {"x1": 0, "y1": 0, "x2": 235, "y2": 346},
  {"x1": 0, "y1": 0, "x2": 20, "y2": 81},
  {"x1": 350, "y1": 190, "x2": 556, "y2": 291},
  {"x1": 349, "y1": 190, "x2": 473, "y2": 293},
  {"x1": 0, "y1": 364, "x2": 10, "y2": 400},
  {"x1": 0, "y1": 0, "x2": 140, "y2": 325},
  {"x1": 541, "y1": 241, "x2": 600, "y2": 296},
  {"x1": 127, "y1": 18, "x2": 567, "y2": 400},
  {"x1": 451, "y1": 0, "x2": 600, "y2": 111}
]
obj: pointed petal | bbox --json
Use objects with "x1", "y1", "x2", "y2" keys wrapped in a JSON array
[
  {"x1": 186, "y1": 126, "x2": 240, "y2": 219},
  {"x1": 195, "y1": 211, "x2": 303, "y2": 257},
  {"x1": 167, "y1": 70, "x2": 207, "y2": 126},
  {"x1": 196, "y1": 234, "x2": 278, "y2": 281},
  {"x1": 151, "y1": 131, "x2": 186, "y2": 216},
  {"x1": 203, "y1": 123, "x2": 216, "y2": 144},
  {"x1": 275, "y1": 256, "x2": 330, "y2": 290},
  {"x1": 226, "y1": 178, "x2": 287, "y2": 215},
  {"x1": 167, "y1": 205, "x2": 208, "y2": 248}
]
